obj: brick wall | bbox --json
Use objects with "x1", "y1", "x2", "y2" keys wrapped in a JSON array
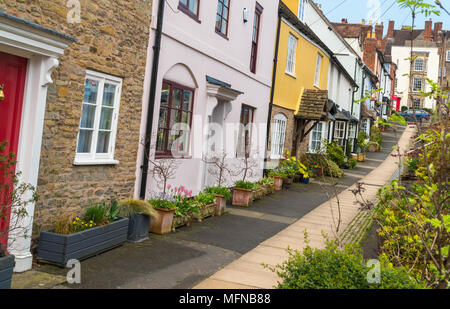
[
  {"x1": 268, "y1": 105, "x2": 295, "y2": 158},
  {"x1": 0, "y1": 0, "x2": 152, "y2": 233}
]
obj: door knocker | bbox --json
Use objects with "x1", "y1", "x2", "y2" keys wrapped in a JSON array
[{"x1": 0, "y1": 84, "x2": 4, "y2": 102}]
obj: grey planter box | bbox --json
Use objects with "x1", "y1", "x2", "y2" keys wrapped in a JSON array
[
  {"x1": 37, "y1": 217, "x2": 129, "y2": 266},
  {"x1": 0, "y1": 254, "x2": 15, "y2": 289}
]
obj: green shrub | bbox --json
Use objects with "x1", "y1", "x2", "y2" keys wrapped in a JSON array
[
  {"x1": 348, "y1": 158, "x2": 357, "y2": 170},
  {"x1": 194, "y1": 192, "x2": 216, "y2": 206},
  {"x1": 357, "y1": 131, "x2": 369, "y2": 153},
  {"x1": 204, "y1": 186, "x2": 232, "y2": 201},
  {"x1": 324, "y1": 160, "x2": 343, "y2": 178},
  {"x1": 234, "y1": 180, "x2": 255, "y2": 190},
  {"x1": 267, "y1": 240, "x2": 424, "y2": 289},
  {"x1": 323, "y1": 140, "x2": 345, "y2": 167}
]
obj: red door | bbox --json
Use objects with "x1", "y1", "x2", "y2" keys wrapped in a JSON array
[{"x1": 0, "y1": 51, "x2": 28, "y2": 251}]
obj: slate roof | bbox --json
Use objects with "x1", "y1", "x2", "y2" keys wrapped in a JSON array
[{"x1": 206, "y1": 76, "x2": 244, "y2": 94}]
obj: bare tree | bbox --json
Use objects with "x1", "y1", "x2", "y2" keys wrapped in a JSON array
[
  {"x1": 233, "y1": 151, "x2": 259, "y2": 182},
  {"x1": 202, "y1": 151, "x2": 233, "y2": 187}
]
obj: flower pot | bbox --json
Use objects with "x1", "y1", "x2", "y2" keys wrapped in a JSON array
[
  {"x1": 283, "y1": 176, "x2": 293, "y2": 189},
  {"x1": 252, "y1": 187, "x2": 264, "y2": 201},
  {"x1": 232, "y1": 187, "x2": 253, "y2": 207},
  {"x1": 193, "y1": 203, "x2": 216, "y2": 222},
  {"x1": 37, "y1": 217, "x2": 129, "y2": 266},
  {"x1": 368, "y1": 144, "x2": 378, "y2": 152},
  {"x1": 0, "y1": 254, "x2": 14, "y2": 289},
  {"x1": 127, "y1": 213, "x2": 150, "y2": 243},
  {"x1": 266, "y1": 184, "x2": 275, "y2": 195},
  {"x1": 150, "y1": 208, "x2": 175, "y2": 235},
  {"x1": 313, "y1": 166, "x2": 324, "y2": 177},
  {"x1": 300, "y1": 176, "x2": 310, "y2": 184},
  {"x1": 172, "y1": 214, "x2": 192, "y2": 231},
  {"x1": 357, "y1": 153, "x2": 366, "y2": 162},
  {"x1": 215, "y1": 195, "x2": 226, "y2": 216},
  {"x1": 272, "y1": 176, "x2": 283, "y2": 191}
]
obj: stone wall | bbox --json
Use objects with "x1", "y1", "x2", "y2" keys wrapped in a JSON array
[{"x1": 0, "y1": 0, "x2": 152, "y2": 234}]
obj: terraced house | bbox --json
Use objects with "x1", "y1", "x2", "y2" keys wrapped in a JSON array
[
  {"x1": 0, "y1": 0, "x2": 152, "y2": 272},
  {"x1": 136, "y1": 0, "x2": 278, "y2": 198}
]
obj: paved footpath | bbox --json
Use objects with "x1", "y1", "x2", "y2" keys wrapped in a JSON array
[
  {"x1": 13, "y1": 126, "x2": 413, "y2": 289},
  {"x1": 194, "y1": 125, "x2": 416, "y2": 289}
]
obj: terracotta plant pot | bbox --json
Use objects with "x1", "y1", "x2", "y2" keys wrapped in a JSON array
[
  {"x1": 232, "y1": 187, "x2": 253, "y2": 207},
  {"x1": 272, "y1": 176, "x2": 283, "y2": 191},
  {"x1": 357, "y1": 153, "x2": 366, "y2": 162},
  {"x1": 150, "y1": 208, "x2": 175, "y2": 235},
  {"x1": 368, "y1": 144, "x2": 378, "y2": 152},
  {"x1": 283, "y1": 176, "x2": 293, "y2": 189},
  {"x1": 215, "y1": 195, "x2": 226, "y2": 216}
]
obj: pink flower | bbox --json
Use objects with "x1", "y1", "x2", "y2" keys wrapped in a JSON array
[{"x1": 167, "y1": 185, "x2": 171, "y2": 189}]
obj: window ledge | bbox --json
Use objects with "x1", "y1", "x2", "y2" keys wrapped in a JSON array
[
  {"x1": 215, "y1": 29, "x2": 229, "y2": 40},
  {"x1": 73, "y1": 159, "x2": 120, "y2": 166},
  {"x1": 285, "y1": 71, "x2": 296, "y2": 79},
  {"x1": 178, "y1": 4, "x2": 201, "y2": 23}
]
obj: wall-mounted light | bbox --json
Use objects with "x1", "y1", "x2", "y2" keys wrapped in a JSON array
[{"x1": 243, "y1": 8, "x2": 249, "y2": 23}]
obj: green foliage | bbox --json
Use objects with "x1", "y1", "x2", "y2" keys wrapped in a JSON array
[
  {"x1": 118, "y1": 199, "x2": 159, "y2": 219},
  {"x1": 258, "y1": 177, "x2": 274, "y2": 186},
  {"x1": 194, "y1": 192, "x2": 216, "y2": 206},
  {"x1": 323, "y1": 160, "x2": 344, "y2": 178},
  {"x1": 234, "y1": 180, "x2": 255, "y2": 190},
  {"x1": 204, "y1": 186, "x2": 232, "y2": 201},
  {"x1": 277, "y1": 152, "x2": 309, "y2": 178},
  {"x1": 401, "y1": 106, "x2": 408, "y2": 112},
  {"x1": 84, "y1": 199, "x2": 119, "y2": 225},
  {"x1": 267, "y1": 239, "x2": 423, "y2": 289},
  {"x1": 148, "y1": 198, "x2": 175, "y2": 210},
  {"x1": 323, "y1": 140, "x2": 345, "y2": 167},
  {"x1": 268, "y1": 170, "x2": 287, "y2": 178},
  {"x1": 357, "y1": 131, "x2": 369, "y2": 153},
  {"x1": 348, "y1": 158, "x2": 358, "y2": 170},
  {"x1": 370, "y1": 126, "x2": 382, "y2": 146}
]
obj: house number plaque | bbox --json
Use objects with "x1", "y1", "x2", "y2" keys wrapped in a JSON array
[{"x1": 0, "y1": 84, "x2": 4, "y2": 102}]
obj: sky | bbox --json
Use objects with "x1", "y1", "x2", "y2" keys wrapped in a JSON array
[{"x1": 313, "y1": 0, "x2": 450, "y2": 34}]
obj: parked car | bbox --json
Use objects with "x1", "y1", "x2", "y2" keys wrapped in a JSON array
[{"x1": 400, "y1": 109, "x2": 430, "y2": 121}]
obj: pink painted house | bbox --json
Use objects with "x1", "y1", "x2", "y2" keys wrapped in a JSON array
[{"x1": 135, "y1": 0, "x2": 279, "y2": 198}]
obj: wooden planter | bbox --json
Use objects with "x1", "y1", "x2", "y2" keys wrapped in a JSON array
[
  {"x1": 172, "y1": 215, "x2": 192, "y2": 231},
  {"x1": 0, "y1": 254, "x2": 14, "y2": 289},
  {"x1": 215, "y1": 195, "x2": 226, "y2": 216},
  {"x1": 193, "y1": 203, "x2": 216, "y2": 222},
  {"x1": 37, "y1": 217, "x2": 129, "y2": 266},
  {"x1": 232, "y1": 187, "x2": 253, "y2": 207},
  {"x1": 150, "y1": 208, "x2": 175, "y2": 235},
  {"x1": 357, "y1": 153, "x2": 366, "y2": 162},
  {"x1": 272, "y1": 176, "x2": 283, "y2": 191}
]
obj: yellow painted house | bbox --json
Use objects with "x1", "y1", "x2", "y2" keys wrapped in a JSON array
[{"x1": 268, "y1": 1, "x2": 331, "y2": 159}]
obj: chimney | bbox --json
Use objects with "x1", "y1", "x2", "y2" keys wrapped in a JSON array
[
  {"x1": 424, "y1": 19, "x2": 432, "y2": 41},
  {"x1": 434, "y1": 22, "x2": 443, "y2": 41},
  {"x1": 375, "y1": 22, "x2": 384, "y2": 41},
  {"x1": 387, "y1": 20, "x2": 395, "y2": 38},
  {"x1": 341, "y1": 18, "x2": 348, "y2": 24},
  {"x1": 362, "y1": 19, "x2": 365, "y2": 25}
]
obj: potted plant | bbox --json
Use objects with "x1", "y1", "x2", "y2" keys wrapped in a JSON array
[
  {"x1": 257, "y1": 177, "x2": 274, "y2": 195},
  {"x1": 170, "y1": 186, "x2": 198, "y2": 231},
  {"x1": 192, "y1": 192, "x2": 216, "y2": 222},
  {"x1": 252, "y1": 183, "x2": 264, "y2": 201},
  {"x1": 268, "y1": 171, "x2": 284, "y2": 191},
  {"x1": 348, "y1": 158, "x2": 358, "y2": 170},
  {"x1": 204, "y1": 186, "x2": 231, "y2": 216},
  {"x1": 357, "y1": 131, "x2": 369, "y2": 162},
  {"x1": 148, "y1": 193, "x2": 177, "y2": 235},
  {"x1": 118, "y1": 199, "x2": 158, "y2": 243},
  {"x1": 232, "y1": 181, "x2": 254, "y2": 207},
  {"x1": 368, "y1": 141, "x2": 380, "y2": 152},
  {"x1": 311, "y1": 161, "x2": 323, "y2": 177},
  {"x1": 300, "y1": 170, "x2": 312, "y2": 184},
  {"x1": 38, "y1": 199, "x2": 129, "y2": 266},
  {"x1": 0, "y1": 250, "x2": 14, "y2": 289}
]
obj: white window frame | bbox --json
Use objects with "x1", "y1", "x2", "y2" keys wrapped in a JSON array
[
  {"x1": 286, "y1": 34, "x2": 298, "y2": 76},
  {"x1": 308, "y1": 121, "x2": 326, "y2": 153},
  {"x1": 348, "y1": 123, "x2": 357, "y2": 151},
  {"x1": 414, "y1": 58, "x2": 423, "y2": 71},
  {"x1": 446, "y1": 50, "x2": 450, "y2": 62},
  {"x1": 334, "y1": 121, "x2": 346, "y2": 146},
  {"x1": 314, "y1": 53, "x2": 323, "y2": 88},
  {"x1": 413, "y1": 98, "x2": 421, "y2": 109},
  {"x1": 271, "y1": 113, "x2": 287, "y2": 159},
  {"x1": 298, "y1": 0, "x2": 306, "y2": 22},
  {"x1": 413, "y1": 77, "x2": 422, "y2": 92},
  {"x1": 74, "y1": 70, "x2": 122, "y2": 165}
]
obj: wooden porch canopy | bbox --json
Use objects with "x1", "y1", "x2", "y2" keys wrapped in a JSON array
[
  {"x1": 294, "y1": 89, "x2": 329, "y2": 144},
  {"x1": 361, "y1": 103, "x2": 377, "y2": 120}
]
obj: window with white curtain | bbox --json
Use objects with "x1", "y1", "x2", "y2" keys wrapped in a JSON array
[
  {"x1": 75, "y1": 70, "x2": 122, "y2": 165},
  {"x1": 286, "y1": 34, "x2": 297, "y2": 75},
  {"x1": 271, "y1": 114, "x2": 287, "y2": 159},
  {"x1": 314, "y1": 53, "x2": 323, "y2": 87},
  {"x1": 298, "y1": 0, "x2": 306, "y2": 21},
  {"x1": 309, "y1": 122, "x2": 325, "y2": 153}
]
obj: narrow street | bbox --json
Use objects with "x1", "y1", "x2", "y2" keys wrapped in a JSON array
[{"x1": 17, "y1": 127, "x2": 404, "y2": 289}]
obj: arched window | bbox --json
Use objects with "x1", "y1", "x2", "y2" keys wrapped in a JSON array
[
  {"x1": 414, "y1": 58, "x2": 424, "y2": 71},
  {"x1": 271, "y1": 114, "x2": 287, "y2": 159}
]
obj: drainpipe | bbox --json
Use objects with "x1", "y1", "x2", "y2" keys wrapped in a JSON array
[
  {"x1": 139, "y1": 0, "x2": 166, "y2": 199},
  {"x1": 357, "y1": 67, "x2": 367, "y2": 152},
  {"x1": 264, "y1": 10, "x2": 282, "y2": 174}
]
